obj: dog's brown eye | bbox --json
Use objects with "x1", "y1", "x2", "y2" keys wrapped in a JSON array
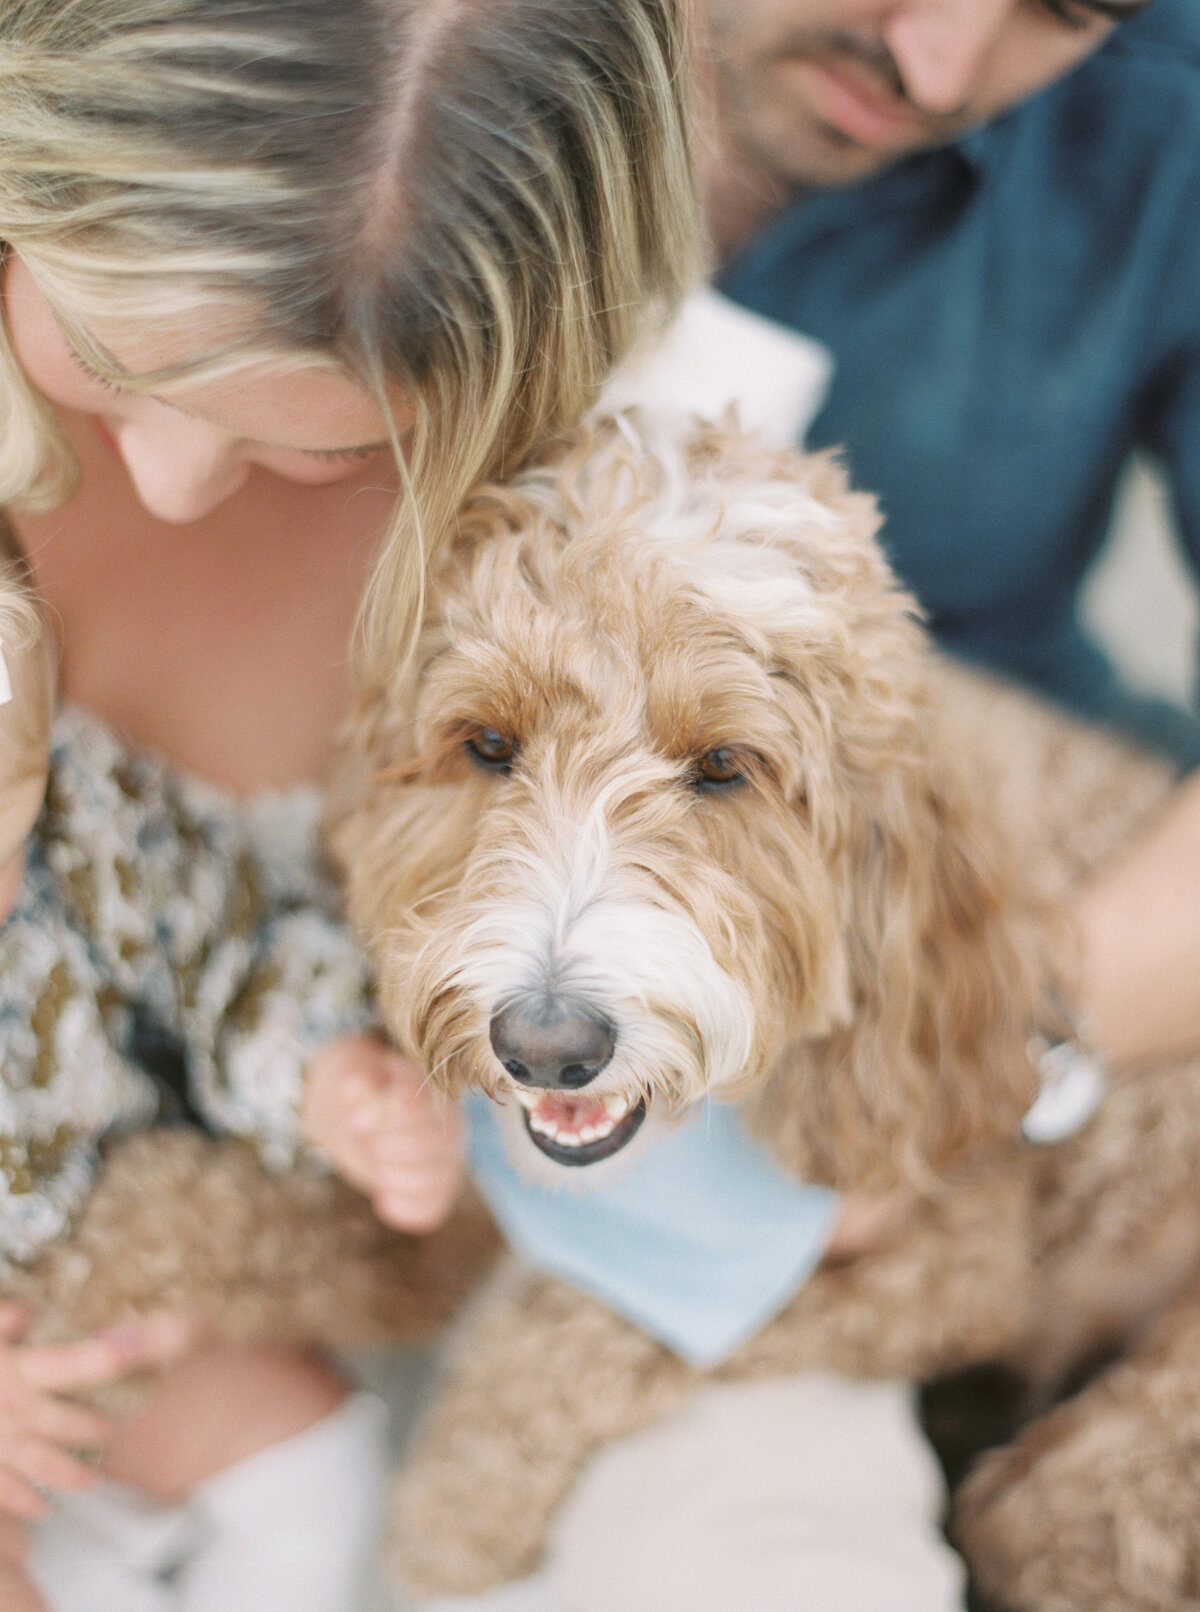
[
  {"x1": 466, "y1": 728, "x2": 517, "y2": 774},
  {"x1": 693, "y1": 748, "x2": 746, "y2": 790}
]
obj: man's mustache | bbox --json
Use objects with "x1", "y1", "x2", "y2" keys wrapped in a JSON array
[
  {"x1": 784, "y1": 30, "x2": 907, "y2": 96},
  {"x1": 767, "y1": 28, "x2": 969, "y2": 121}
]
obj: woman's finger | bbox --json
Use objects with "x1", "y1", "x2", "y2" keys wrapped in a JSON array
[
  {"x1": 380, "y1": 1052, "x2": 429, "y2": 1090},
  {"x1": 13, "y1": 1437, "x2": 99, "y2": 1496},
  {"x1": 29, "y1": 1395, "x2": 113, "y2": 1453},
  {"x1": 0, "y1": 1305, "x2": 32, "y2": 1344},
  {"x1": 378, "y1": 1181, "x2": 457, "y2": 1210},
  {"x1": 23, "y1": 1311, "x2": 201, "y2": 1394},
  {"x1": 372, "y1": 1139, "x2": 457, "y2": 1176},
  {"x1": 346, "y1": 1092, "x2": 385, "y2": 1137},
  {"x1": 379, "y1": 1075, "x2": 455, "y2": 1118},
  {"x1": 375, "y1": 1115, "x2": 462, "y2": 1156},
  {"x1": 0, "y1": 1511, "x2": 31, "y2": 1567},
  {"x1": 0, "y1": 1465, "x2": 50, "y2": 1521},
  {"x1": 375, "y1": 1140, "x2": 462, "y2": 1175},
  {"x1": 324, "y1": 1140, "x2": 379, "y2": 1192},
  {"x1": 374, "y1": 1186, "x2": 457, "y2": 1233},
  {"x1": 97, "y1": 1311, "x2": 202, "y2": 1369},
  {"x1": 18, "y1": 1337, "x2": 131, "y2": 1394}
]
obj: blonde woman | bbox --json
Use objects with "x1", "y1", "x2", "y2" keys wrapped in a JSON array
[{"x1": 0, "y1": 1, "x2": 698, "y2": 1607}]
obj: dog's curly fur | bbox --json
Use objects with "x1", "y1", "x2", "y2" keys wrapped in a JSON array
[
  {"x1": 18, "y1": 1131, "x2": 493, "y2": 1338},
  {"x1": 335, "y1": 416, "x2": 1040, "y2": 1192},
  {"x1": 331, "y1": 412, "x2": 1200, "y2": 1608},
  {"x1": 2, "y1": 1130, "x2": 497, "y2": 1422}
]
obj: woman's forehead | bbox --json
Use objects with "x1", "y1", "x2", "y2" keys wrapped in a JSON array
[
  {"x1": 11, "y1": 253, "x2": 409, "y2": 452},
  {"x1": 83, "y1": 306, "x2": 407, "y2": 451},
  {"x1": 146, "y1": 360, "x2": 407, "y2": 455}
]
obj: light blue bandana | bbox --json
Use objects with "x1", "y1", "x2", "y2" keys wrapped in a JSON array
[{"x1": 466, "y1": 1093, "x2": 840, "y2": 1368}]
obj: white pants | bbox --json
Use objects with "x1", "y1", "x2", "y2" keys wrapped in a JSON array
[
  {"x1": 425, "y1": 1375, "x2": 966, "y2": 1612},
  {"x1": 29, "y1": 1390, "x2": 389, "y2": 1612}
]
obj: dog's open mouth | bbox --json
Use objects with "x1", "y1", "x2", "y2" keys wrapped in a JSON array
[{"x1": 510, "y1": 1087, "x2": 647, "y2": 1166}]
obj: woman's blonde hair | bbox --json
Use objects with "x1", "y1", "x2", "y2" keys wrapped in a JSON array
[{"x1": 0, "y1": 0, "x2": 700, "y2": 680}]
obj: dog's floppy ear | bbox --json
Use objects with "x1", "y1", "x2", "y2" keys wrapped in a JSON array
[
  {"x1": 703, "y1": 439, "x2": 1042, "y2": 1193},
  {"x1": 325, "y1": 623, "x2": 448, "y2": 956},
  {"x1": 828, "y1": 711, "x2": 1040, "y2": 1191},
  {"x1": 750, "y1": 681, "x2": 1042, "y2": 1193}
]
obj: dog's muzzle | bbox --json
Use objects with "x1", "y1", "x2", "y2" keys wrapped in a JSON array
[{"x1": 489, "y1": 995, "x2": 646, "y2": 1165}]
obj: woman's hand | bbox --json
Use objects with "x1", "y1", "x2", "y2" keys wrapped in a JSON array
[
  {"x1": 302, "y1": 1034, "x2": 464, "y2": 1233},
  {"x1": 0, "y1": 1304, "x2": 196, "y2": 1520}
]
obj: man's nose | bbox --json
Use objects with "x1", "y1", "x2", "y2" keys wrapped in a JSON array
[
  {"x1": 112, "y1": 409, "x2": 250, "y2": 524},
  {"x1": 883, "y1": 0, "x2": 1012, "y2": 115}
]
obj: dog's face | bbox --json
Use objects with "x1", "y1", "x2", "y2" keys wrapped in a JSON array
[{"x1": 337, "y1": 417, "x2": 1036, "y2": 1189}]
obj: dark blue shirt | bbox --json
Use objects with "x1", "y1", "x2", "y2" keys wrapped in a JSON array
[{"x1": 720, "y1": 0, "x2": 1200, "y2": 769}]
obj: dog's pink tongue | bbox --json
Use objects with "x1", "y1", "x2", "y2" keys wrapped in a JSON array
[{"x1": 534, "y1": 1092, "x2": 610, "y2": 1136}]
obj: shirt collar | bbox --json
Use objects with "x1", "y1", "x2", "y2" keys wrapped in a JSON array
[
  {"x1": 953, "y1": 124, "x2": 993, "y2": 175},
  {"x1": 720, "y1": 140, "x2": 979, "y2": 281}
]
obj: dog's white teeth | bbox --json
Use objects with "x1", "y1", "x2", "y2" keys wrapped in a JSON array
[{"x1": 521, "y1": 1090, "x2": 640, "y2": 1149}]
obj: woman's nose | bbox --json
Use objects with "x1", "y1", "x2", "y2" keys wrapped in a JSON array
[
  {"x1": 111, "y1": 409, "x2": 250, "y2": 524},
  {"x1": 883, "y1": 0, "x2": 1012, "y2": 115}
]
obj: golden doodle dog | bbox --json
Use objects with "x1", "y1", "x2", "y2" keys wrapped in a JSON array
[{"x1": 334, "y1": 410, "x2": 1200, "y2": 1611}]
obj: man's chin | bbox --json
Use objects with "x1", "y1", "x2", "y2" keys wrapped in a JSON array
[{"x1": 771, "y1": 109, "x2": 924, "y2": 187}]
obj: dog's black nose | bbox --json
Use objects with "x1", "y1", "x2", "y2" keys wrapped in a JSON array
[{"x1": 489, "y1": 998, "x2": 615, "y2": 1090}]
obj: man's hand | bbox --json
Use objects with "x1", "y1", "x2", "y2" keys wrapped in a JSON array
[
  {"x1": 1072, "y1": 766, "x2": 1200, "y2": 1069},
  {"x1": 0, "y1": 1304, "x2": 196, "y2": 1520},
  {"x1": 302, "y1": 1034, "x2": 463, "y2": 1233},
  {"x1": 821, "y1": 1190, "x2": 918, "y2": 1265}
]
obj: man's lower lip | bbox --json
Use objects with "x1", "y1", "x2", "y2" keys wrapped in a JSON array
[{"x1": 800, "y1": 58, "x2": 925, "y2": 150}]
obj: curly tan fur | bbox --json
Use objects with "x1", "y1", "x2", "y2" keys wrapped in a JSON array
[
  {"x1": 953, "y1": 1272, "x2": 1200, "y2": 1612},
  {"x1": 326, "y1": 414, "x2": 1049, "y2": 1597},
  {"x1": 936, "y1": 698, "x2": 1200, "y2": 1611},
  {"x1": 391, "y1": 1154, "x2": 1034, "y2": 1592},
  {"x1": 334, "y1": 416, "x2": 1040, "y2": 1196},
  {"x1": 4, "y1": 1130, "x2": 497, "y2": 1418},
  {"x1": 334, "y1": 413, "x2": 1200, "y2": 1605}
]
